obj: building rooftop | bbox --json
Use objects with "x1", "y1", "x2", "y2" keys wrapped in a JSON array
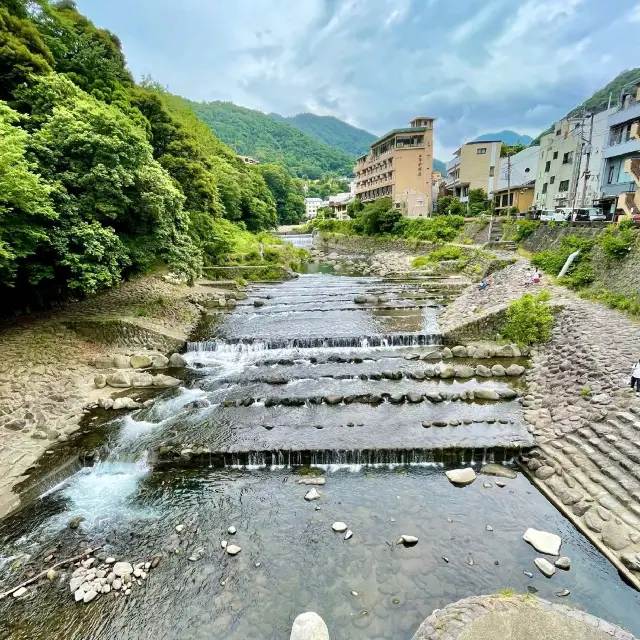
[{"x1": 373, "y1": 126, "x2": 427, "y2": 146}]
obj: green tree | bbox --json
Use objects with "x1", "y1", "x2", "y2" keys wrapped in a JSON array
[
  {"x1": 347, "y1": 197, "x2": 363, "y2": 218},
  {"x1": 258, "y1": 163, "x2": 305, "y2": 225},
  {"x1": 437, "y1": 195, "x2": 465, "y2": 216}
]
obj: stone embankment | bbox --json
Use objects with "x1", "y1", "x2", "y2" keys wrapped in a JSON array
[
  {"x1": 0, "y1": 274, "x2": 237, "y2": 518},
  {"x1": 440, "y1": 260, "x2": 640, "y2": 586}
]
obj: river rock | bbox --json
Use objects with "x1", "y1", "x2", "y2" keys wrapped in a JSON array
[
  {"x1": 113, "y1": 397, "x2": 140, "y2": 410},
  {"x1": 344, "y1": 530, "x2": 353, "y2": 540},
  {"x1": 290, "y1": 612, "x2": 330, "y2": 640},
  {"x1": 466, "y1": 346, "x2": 477, "y2": 357},
  {"x1": 168, "y1": 353, "x2": 188, "y2": 367},
  {"x1": 112, "y1": 562, "x2": 133, "y2": 577},
  {"x1": 490, "y1": 364, "x2": 506, "y2": 376},
  {"x1": 534, "y1": 558, "x2": 556, "y2": 577},
  {"x1": 153, "y1": 374, "x2": 181, "y2": 388},
  {"x1": 439, "y1": 364, "x2": 455, "y2": 379},
  {"x1": 298, "y1": 477, "x2": 326, "y2": 485},
  {"x1": 480, "y1": 463, "x2": 517, "y2": 479},
  {"x1": 151, "y1": 355, "x2": 169, "y2": 368},
  {"x1": 266, "y1": 374, "x2": 288, "y2": 385},
  {"x1": 47, "y1": 569, "x2": 57, "y2": 581},
  {"x1": 130, "y1": 355, "x2": 152, "y2": 369},
  {"x1": 389, "y1": 393, "x2": 405, "y2": 404},
  {"x1": 69, "y1": 576, "x2": 86, "y2": 593},
  {"x1": 254, "y1": 299, "x2": 265, "y2": 307},
  {"x1": 94, "y1": 356, "x2": 114, "y2": 369},
  {"x1": 113, "y1": 354, "x2": 131, "y2": 369},
  {"x1": 441, "y1": 347, "x2": 453, "y2": 359},
  {"x1": 475, "y1": 365, "x2": 492, "y2": 377},
  {"x1": 74, "y1": 588, "x2": 85, "y2": 602},
  {"x1": 505, "y1": 364, "x2": 525, "y2": 377},
  {"x1": 83, "y1": 589, "x2": 98, "y2": 603},
  {"x1": 398, "y1": 535, "x2": 418, "y2": 546},
  {"x1": 226, "y1": 545, "x2": 241, "y2": 556},
  {"x1": 423, "y1": 350, "x2": 441, "y2": 360},
  {"x1": 13, "y1": 587, "x2": 28, "y2": 598},
  {"x1": 523, "y1": 528, "x2": 562, "y2": 555},
  {"x1": 451, "y1": 346, "x2": 467, "y2": 357},
  {"x1": 228, "y1": 525, "x2": 237, "y2": 534},
  {"x1": 304, "y1": 488, "x2": 321, "y2": 501},
  {"x1": 354, "y1": 295, "x2": 367, "y2": 304},
  {"x1": 497, "y1": 388, "x2": 518, "y2": 399},
  {"x1": 131, "y1": 372, "x2": 154, "y2": 388},
  {"x1": 473, "y1": 345, "x2": 491, "y2": 358},
  {"x1": 455, "y1": 365, "x2": 474, "y2": 378},
  {"x1": 406, "y1": 393, "x2": 424, "y2": 403},
  {"x1": 425, "y1": 392, "x2": 443, "y2": 403},
  {"x1": 445, "y1": 468, "x2": 476, "y2": 486},
  {"x1": 555, "y1": 556, "x2": 571, "y2": 570},
  {"x1": 473, "y1": 388, "x2": 500, "y2": 401},
  {"x1": 106, "y1": 371, "x2": 131, "y2": 388},
  {"x1": 324, "y1": 395, "x2": 343, "y2": 405},
  {"x1": 332, "y1": 522, "x2": 348, "y2": 532},
  {"x1": 601, "y1": 523, "x2": 631, "y2": 551},
  {"x1": 93, "y1": 374, "x2": 107, "y2": 389}
]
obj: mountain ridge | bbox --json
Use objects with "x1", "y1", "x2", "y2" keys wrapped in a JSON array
[{"x1": 473, "y1": 130, "x2": 533, "y2": 145}]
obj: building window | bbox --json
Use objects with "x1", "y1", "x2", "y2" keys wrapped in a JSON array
[
  {"x1": 550, "y1": 176, "x2": 555, "y2": 184},
  {"x1": 394, "y1": 202, "x2": 402, "y2": 209},
  {"x1": 562, "y1": 152, "x2": 573, "y2": 164},
  {"x1": 607, "y1": 165, "x2": 615, "y2": 184},
  {"x1": 542, "y1": 183, "x2": 548, "y2": 194},
  {"x1": 489, "y1": 166, "x2": 495, "y2": 177},
  {"x1": 553, "y1": 151, "x2": 558, "y2": 160},
  {"x1": 545, "y1": 161, "x2": 551, "y2": 172},
  {"x1": 477, "y1": 148, "x2": 487, "y2": 155},
  {"x1": 559, "y1": 179, "x2": 570, "y2": 191}
]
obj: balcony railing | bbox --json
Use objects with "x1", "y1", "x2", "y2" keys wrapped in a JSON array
[
  {"x1": 618, "y1": 191, "x2": 640, "y2": 217},
  {"x1": 624, "y1": 157, "x2": 640, "y2": 185}
]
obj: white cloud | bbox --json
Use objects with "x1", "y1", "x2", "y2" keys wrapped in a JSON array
[{"x1": 629, "y1": 2, "x2": 640, "y2": 21}]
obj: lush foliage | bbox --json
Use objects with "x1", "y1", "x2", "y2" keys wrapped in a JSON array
[
  {"x1": 468, "y1": 188, "x2": 491, "y2": 217},
  {"x1": 436, "y1": 195, "x2": 465, "y2": 216},
  {"x1": 531, "y1": 234, "x2": 595, "y2": 285},
  {"x1": 599, "y1": 225, "x2": 634, "y2": 261},
  {"x1": 0, "y1": 0, "x2": 304, "y2": 310},
  {"x1": 512, "y1": 220, "x2": 539, "y2": 242},
  {"x1": 272, "y1": 112, "x2": 376, "y2": 157},
  {"x1": 428, "y1": 246, "x2": 464, "y2": 261},
  {"x1": 306, "y1": 176, "x2": 350, "y2": 199},
  {"x1": 395, "y1": 215, "x2": 465, "y2": 242},
  {"x1": 188, "y1": 101, "x2": 355, "y2": 179},
  {"x1": 586, "y1": 289, "x2": 640, "y2": 317},
  {"x1": 502, "y1": 290, "x2": 554, "y2": 346}
]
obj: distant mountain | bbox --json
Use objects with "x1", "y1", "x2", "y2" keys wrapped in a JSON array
[
  {"x1": 474, "y1": 130, "x2": 533, "y2": 146},
  {"x1": 531, "y1": 67, "x2": 640, "y2": 145},
  {"x1": 188, "y1": 101, "x2": 355, "y2": 179},
  {"x1": 270, "y1": 112, "x2": 377, "y2": 157},
  {"x1": 433, "y1": 158, "x2": 447, "y2": 176}
]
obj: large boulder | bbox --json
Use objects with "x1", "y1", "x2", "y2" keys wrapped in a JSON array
[
  {"x1": 441, "y1": 347, "x2": 453, "y2": 359},
  {"x1": 324, "y1": 395, "x2": 343, "y2": 405},
  {"x1": 455, "y1": 365, "x2": 474, "y2": 378},
  {"x1": 473, "y1": 388, "x2": 500, "y2": 401},
  {"x1": 473, "y1": 345, "x2": 491, "y2": 359},
  {"x1": 94, "y1": 374, "x2": 107, "y2": 389},
  {"x1": 94, "y1": 356, "x2": 114, "y2": 369},
  {"x1": 151, "y1": 355, "x2": 169, "y2": 369},
  {"x1": 445, "y1": 468, "x2": 476, "y2": 486},
  {"x1": 496, "y1": 344, "x2": 521, "y2": 357},
  {"x1": 438, "y1": 364, "x2": 455, "y2": 379},
  {"x1": 523, "y1": 528, "x2": 562, "y2": 555},
  {"x1": 475, "y1": 365, "x2": 492, "y2": 377},
  {"x1": 505, "y1": 364, "x2": 525, "y2": 377},
  {"x1": 131, "y1": 372, "x2": 154, "y2": 388},
  {"x1": 152, "y1": 374, "x2": 181, "y2": 388},
  {"x1": 354, "y1": 295, "x2": 367, "y2": 304},
  {"x1": 113, "y1": 354, "x2": 131, "y2": 369},
  {"x1": 490, "y1": 364, "x2": 506, "y2": 376},
  {"x1": 290, "y1": 612, "x2": 329, "y2": 640},
  {"x1": 168, "y1": 353, "x2": 188, "y2": 368},
  {"x1": 451, "y1": 346, "x2": 467, "y2": 357},
  {"x1": 480, "y1": 463, "x2": 517, "y2": 479},
  {"x1": 130, "y1": 354, "x2": 153, "y2": 369},
  {"x1": 106, "y1": 371, "x2": 131, "y2": 388}
]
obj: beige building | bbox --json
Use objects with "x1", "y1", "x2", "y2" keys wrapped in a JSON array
[
  {"x1": 354, "y1": 117, "x2": 434, "y2": 216},
  {"x1": 328, "y1": 192, "x2": 353, "y2": 219},
  {"x1": 446, "y1": 141, "x2": 502, "y2": 202}
]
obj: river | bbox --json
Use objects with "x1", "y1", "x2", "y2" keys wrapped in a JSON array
[{"x1": 1, "y1": 251, "x2": 639, "y2": 639}]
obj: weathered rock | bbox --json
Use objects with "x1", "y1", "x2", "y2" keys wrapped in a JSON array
[
  {"x1": 113, "y1": 354, "x2": 131, "y2": 369},
  {"x1": 441, "y1": 347, "x2": 453, "y2": 359},
  {"x1": 473, "y1": 345, "x2": 491, "y2": 358},
  {"x1": 304, "y1": 488, "x2": 321, "y2": 501},
  {"x1": 168, "y1": 353, "x2": 188, "y2": 367},
  {"x1": 523, "y1": 528, "x2": 562, "y2": 555},
  {"x1": 266, "y1": 374, "x2": 288, "y2": 385},
  {"x1": 455, "y1": 365, "x2": 475, "y2": 378},
  {"x1": 297, "y1": 477, "x2": 326, "y2": 486},
  {"x1": 475, "y1": 365, "x2": 492, "y2": 377},
  {"x1": 226, "y1": 545, "x2": 241, "y2": 556},
  {"x1": 130, "y1": 355, "x2": 152, "y2": 369},
  {"x1": 354, "y1": 295, "x2": 367, "y2": 304},
  {"x1": 69, "y1": 515, "x2": 85, "y2": 530},
  {"x1": 112, "y1": 397, "x2": 141, "y2": 410},
  {"x1": 344, "y1": 530, "x2": 353, "y2": 540},
  {"x1": 94, "y1": 356, "x2": 114, "y2": 369},
  {"x1": 289, "y1": 612, "x2": 329, "y2": 640},
  {"x1": 398, "y1": 534, "x2": 418, "y2": 546},
  {"x1": 425, "y1": 392, "x2": 443, "y2": 403},
  {"x1": 451, "y1": 346, "x2": 467, "y2": 357},
  {"x1": 584, "y1": 510, "x2": 603, "y2": 533},
  {"x1": 93, "y1": 374, "x2": 107, "y2": 389},
  {"x1": 389, "y1": 393, "x2": 405, "y2": 404},
  {"x1": 228, "y1": 525, "x2": 237, "y2": 535},
  {"x1": 324, "y1": 395, "x2": 343, "y2": 405},
  {"x1": 83, "y1": 589, "x2": 98, "y2": 603},
  {"x1": 497, "y1": 389, "x2": 518, "y2": 400},
  {"x1": 490, "y1": 364, "x2": 506, "y2": 377},
  {"x1": 473, "y1": 388, "x2": 500, "y2": 401},
  {"x1": 480, "y1": 464, "x2": 517, "y2": 479},
  {"x1": 69, "y1": 576, "x2": 86, "y2": 593},
  {"x1": 601, "y1": 523, "x2": 630, "y2": 551},
  {"x1": 332, "y1": 522, "x2": 348, "y2": 532},
  {"x1": 151, "y1": 355, "x2": 169, "y2": 369},
  {"x1": 535, "y1": 466, "x2": 556, "y2": 480},
  {"x1": 406, "y1": 393, "x2": 424, "y2": 404},
  {"x1": 439, "y1": 364, "x2": 455, "y2": 379},
  {"x1": 621, "y1": 552, "x2": 640, "y2": 571},
  {"x1": 505, "y1": 364, "x2": 525, "y2": 377},
  {"x1": 131, "y1": 372, "x2": 154, "y2": 388},
  {"x1": 112, "y1": 562, "x2": 133, "y2": 577},
  {"x1": 106, "y1": 371, "x2": 131, "y2": 388},
  {"x1": 534, "y1": 557, "x2": 556, "y2": 577},
  {"x1": 554, "y1": 556, "x2": 571, "y2": 570},
  {"x1": 152, "y1": 374, "x2": 181, "y2": 388},
  {"x1": 445, "y1": 468, "x2": 476, "y2": 486},
  {"x1": 254, "y1": 299, "x2": 265, "y2": 307}
]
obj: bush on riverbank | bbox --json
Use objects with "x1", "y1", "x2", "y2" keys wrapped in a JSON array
[{"x1": 501, "y1": 291, "x2": 554, "y2": 346}]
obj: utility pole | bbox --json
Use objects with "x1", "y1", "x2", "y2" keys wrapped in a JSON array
[
  {"x1": 580, "y1": 112, "x2": 594, "y2": 208},
  {"x1": 507, "y1": 154, "x2": 512, "y2": 216}
]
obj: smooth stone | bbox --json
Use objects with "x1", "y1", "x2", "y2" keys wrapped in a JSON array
[
  {"x1": 506, "y1": 364, "x2": 525, "y2": 376},
  {"x1": 175, "y1": 524, "x2": 185, "y2": 533},
  {"x1": 399, "y1": 535, "x2": 418, "y2": 546},
  {"x1": 523, "y1": 528, "x2": 562, "y2": 555},
  {"x1": 297, "y1": 477, "x2": 326, "y2": 486},
  {"x1": 304, "y1": 488, "x2": 321, "y2": 501},
  {"x1": 480, "y1": 463, "x2": 517, "y2": 479},
  {"x1": 226, "y1": 545, "x2": 241, "y2": 556},
  {"x1": 47, "y1": 569, "x2": 57, "y2": 581},
  {"x1": 112, "y1": 562, "x2": 133, "y2": 577},
  {"x1": 555, "y1": 556, "x2": 571, "y2": 570},
  {"x1": 445, "y1": 468, "x2": 476, "y2": 486},
  {"x1": 168, "y1": 353, "x2": 188, "y2": 367},
  {"x1": 332, "y1": 522, "x2": 348, "y2": 532},
  {"x1": 324, "y1": 395, "x2": 343, "y2": 405},
  {"x1": 344, "y1": 530, "x2": 353, "y2": 540},
  {"x1": 83, "y1": 589, "x2": 98, "y2": 603},
  {"x1": 221, "y1": 541, "x2": 227, "y2": 549},
  {"x1": 556, "y1": 589, "x2": 571, "y2": 597},
  {"x1": 289, "y1": 612, "x2": 329, "y2": 640},
  {"x1": 74, "y1": 588, "x2": 85, "y2": 602},
  {"x1": 13, "y1": 587, "x2": 27, "y2": 598},
  {"x1": 130, "y1": 355, "x2": 152, "y2": 369},
  {"x1": 473, "y1": 388, "x2": 500, "y2": 400},
  {"x1": 534, "y1": 557, "x2": 556, "y2": 577}
]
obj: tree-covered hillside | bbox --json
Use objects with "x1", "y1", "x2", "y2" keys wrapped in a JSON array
[
  {"x1": 0, "y1": 0, "x2": 303, "y2": 311},
  {"x1": 188, "y1": 101, "x2": 356, "y2": 179},
  {"x1": 271, "y1": 112, "x2": 377, "y2": 157}
]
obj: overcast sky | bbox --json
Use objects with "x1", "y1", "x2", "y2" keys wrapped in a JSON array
[{"x1": 76, "y1": 0, "x2": 640, "y2": 160}]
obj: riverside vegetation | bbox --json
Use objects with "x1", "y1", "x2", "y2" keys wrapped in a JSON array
[{"x1": 0, "y1": 0, "x2": 308, "y2": 314}]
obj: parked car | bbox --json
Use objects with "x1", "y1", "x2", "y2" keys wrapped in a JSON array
[
  {"x1": 568, "y1": 207, "x2": 607, "y2": 222},
  {"x1": 539, "y1": 210, "x2": 569, "y2": 222}
]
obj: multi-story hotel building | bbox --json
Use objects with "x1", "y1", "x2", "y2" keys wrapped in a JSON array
[{"x1": 354, "y1": 117, "x2": 435, "y2": 216}]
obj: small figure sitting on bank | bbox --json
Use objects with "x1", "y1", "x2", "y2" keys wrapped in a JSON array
[
  {"x1": 478, "y1": 280, "x2": 489, "y2": 291},
  {"x1": 532, "y1": 269, "x2": 541, "y2": 285},
  {"x1": 631, "y1": 358, "x2": 640, "y2": 393}
]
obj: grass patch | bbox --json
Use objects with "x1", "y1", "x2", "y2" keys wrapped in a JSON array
[
  {"x1": 411, "y1": 256, "x2": 434, "y2": 269},
  {"x1": 428, "y1": 246, "x2": 464, "y2": 262},
  {"x1": 498, "y1": 588, "x2": 516, "y2": 597},
  {"x1": 133, "y1": 295, "x2": 171, "y2": 318}
]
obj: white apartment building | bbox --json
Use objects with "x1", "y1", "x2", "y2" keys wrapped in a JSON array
[{"x1": 304, "y1": 197, "x2": 323, "y2": 219}]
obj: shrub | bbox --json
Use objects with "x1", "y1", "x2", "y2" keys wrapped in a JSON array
[
  {"x1": 588, "y1": 290, "x2": 640, "y2": 316},
  {"x1": 531, "y1": 235, "x2": 594, "y2": 276},
  {"x1": 513, "y1": 220, "x2": 539, "y2": 242},
  {"x1": 411, "y1": 256, "x2": 433, "y2": 268},
  {"x1": 428, "y1": 246, "x2": 464, "y2": 261},
  {"x1": 599, "y1": 226, "x2": 634, "y2": 261},
  {"x1": 563, "y1": 261, "x2": 595, "y2": 289},
  {"x1": 501, "y1": 290, "x2": 554, "y2": 346}
]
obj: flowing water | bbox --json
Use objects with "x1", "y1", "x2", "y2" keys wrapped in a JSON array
[{"x1": 1, "y1": 261, "x2": 640, "y2": 639}]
